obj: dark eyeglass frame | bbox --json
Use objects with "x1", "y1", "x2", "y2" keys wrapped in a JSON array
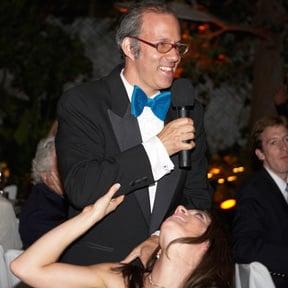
[{"x1": 130, "y1": 36, "x2": 189, "y2": 57}]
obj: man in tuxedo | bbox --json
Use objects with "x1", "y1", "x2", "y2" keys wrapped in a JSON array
[
  {"x1": 233, "y1": 116, "x2": 288, "y2": 288},
  {"x1": 56, "y1": 1, "x2": 211, "y2": 265}
]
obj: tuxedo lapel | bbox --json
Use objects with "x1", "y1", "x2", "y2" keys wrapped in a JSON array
[
  {"x1": 107, "y1": 107, "x2": 140, "y2": 151},
  {"x1": 149, "y1": 154, "x2": 182, "y2": 233},
  {"x1": 105, "y1": 67, "x2": 151, "y2": 226},
  {"x1": 264, "y1": 170, "x2": 288, "y2": 211},
  {"x1": 273, "y1": 183, "x2": 288, "y2": 210}
]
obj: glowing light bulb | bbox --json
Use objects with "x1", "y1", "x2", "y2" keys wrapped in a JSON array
[
  {"x1": 217, "y1": 178, "x2": 225, "y2": 184},
  {"x1": 220, "y1": 199, "x2": 236, "y2": 210},
  {"x1": 227, "y1": 175, "x2": 237, "y2": 182}
]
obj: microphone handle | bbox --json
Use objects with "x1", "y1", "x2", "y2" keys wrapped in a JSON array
[{"x1": 177, "y1": 107, "x2": 191, "y2": 169}]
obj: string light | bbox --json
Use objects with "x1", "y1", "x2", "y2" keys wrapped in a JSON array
[
  {"x1": 233, "y1": 166, "x2": 245, "y2": 173},
  {"x1": 227, "y1": 175, "x2": 237, "y2": 182},
  {"x1": 218, "y1": 178, "x2": 225, "y2": 184},
  {"x1": 220, "y1": 199, "x2": 236, "y2": 210},
  {"x1": 210, "y1": 167, "x2": 221, "y2": 175}
]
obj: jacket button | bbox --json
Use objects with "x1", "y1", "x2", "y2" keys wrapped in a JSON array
[{"x1": 129, "y1": 180, "x2": 136, "y2": 186}]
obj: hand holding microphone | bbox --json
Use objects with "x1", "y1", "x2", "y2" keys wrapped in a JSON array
[
  {"x1": 157, "y1": 78, "x2": 195, "y2": 168},
  {"x1": 157, "y1": 118, "x2": 195, "y2": 157}
]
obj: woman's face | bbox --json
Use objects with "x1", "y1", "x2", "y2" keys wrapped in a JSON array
[{"x1": 160, "y1": 206, "x2": 211, "y2": 247}]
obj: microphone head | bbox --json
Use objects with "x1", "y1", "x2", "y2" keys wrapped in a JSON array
[{"x1": 171, "y1": 78, "x2": 195, "y2": 107}]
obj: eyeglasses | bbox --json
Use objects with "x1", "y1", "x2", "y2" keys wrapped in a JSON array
[{"x1": 130, "y1": 36, "x2": 189, "y2": 57}]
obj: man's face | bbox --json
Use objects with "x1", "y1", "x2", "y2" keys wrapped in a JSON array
[
  {"x1": 256, "y1": 125, "x2": 288, "y2": 179},
  {"x1": 125, "y1": 12, "x2": 182, "y2": 96}
]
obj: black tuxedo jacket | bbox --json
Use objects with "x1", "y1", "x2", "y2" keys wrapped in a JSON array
[
  {"x1": 56, "y1": 65, "x2": 211, "y2": 265},
  {"x1": 233, "y1": 168, "x2": 288, "y2": 287}
]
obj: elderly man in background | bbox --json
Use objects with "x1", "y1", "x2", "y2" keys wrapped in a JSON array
[
  {"x1": 233, "y1": 115, "x2": 288, "y2": 288},
  {"x1": 19, "y1": 136, "x2": 68, "y2": 249}
]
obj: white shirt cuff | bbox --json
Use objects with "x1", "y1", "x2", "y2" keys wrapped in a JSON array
[
  {"x1": 142, "y1": 136, "x2": 174, "y2": 181},
  {"x1": 151, "y1": 230, "x2": 160, "y2": 236}
]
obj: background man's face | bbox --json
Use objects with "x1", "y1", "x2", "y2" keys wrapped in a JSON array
[{"x1": 256, "y1": 125, "x2": 288, "y2": 179}]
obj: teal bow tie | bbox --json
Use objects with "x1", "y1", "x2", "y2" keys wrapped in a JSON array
[{"x1": 130, "y1": 85, "x2": 171, "y2": 121}]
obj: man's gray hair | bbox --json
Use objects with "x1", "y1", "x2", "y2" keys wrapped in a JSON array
[
  {"x1": 115, "y1": 1, "x2": 175, "y2": 58},
  {"x1": 31, "y1": 136, "x2": 55, "y2": 184}
]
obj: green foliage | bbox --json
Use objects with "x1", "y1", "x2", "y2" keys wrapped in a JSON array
[{"x1": 0, "y1": 0, "x2": 92, "y2": 189}]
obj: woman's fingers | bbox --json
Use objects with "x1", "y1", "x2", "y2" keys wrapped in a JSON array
[
  {"x1": 106, "y1": 183, "x2": 121, "y2": 199},
  {"x1": 97, "y1": 183, "x2": 124, "y2": 214},
  {"x1": 106, "y1": 183, "x2": 124, "y2": 213},
  {"x1": 107, "y1": 194, "x2": 125, "y2": 212}
]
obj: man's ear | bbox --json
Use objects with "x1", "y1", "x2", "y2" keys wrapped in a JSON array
[
  {"x1": 121, "y1": 37, "x2": 136, "y2": 60},
  {"x1": 255, "y1": 148, "x2": 265, "y2": 161}
]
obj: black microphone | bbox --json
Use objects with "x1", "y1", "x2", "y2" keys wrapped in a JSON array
[{"x1": 171, "y1": 78, "x2": 195, "y2": 169}]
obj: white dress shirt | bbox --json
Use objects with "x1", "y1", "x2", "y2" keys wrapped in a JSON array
[
  {"x1": 120, "y1": 71, "x2": 174, "y2": 211},
  {"x1": 264, "y1": 165, "x2": 288, "y2": 204}
]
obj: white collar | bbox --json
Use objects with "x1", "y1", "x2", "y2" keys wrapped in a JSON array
[
  {"x1": 120, "y1": 69, "x2": 160, "y2": 102},
  {"x1": 120, "y1": 69, "x2": 134, "y2": 102},
  {"x1": 264, "y1": 165, "x2": 287, "y2": 192}
]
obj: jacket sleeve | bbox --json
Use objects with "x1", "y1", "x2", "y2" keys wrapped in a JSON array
[{"x1": 55, "y1": 87, "x2": 154, "y2": 210}]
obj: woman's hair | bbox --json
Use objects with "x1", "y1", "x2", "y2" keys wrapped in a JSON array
[
  {"x1": 118, "y1": 210, "x2": 234, "y2": 288},
  {"x1": 31, "y1": 136, "x2": 55, "y2": 184},
  {"x1": 115, "y1": 1, "x2": 176, "y2": 58}
]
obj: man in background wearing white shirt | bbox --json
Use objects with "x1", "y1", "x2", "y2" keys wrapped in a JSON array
[
  {"x1": 56, "y1": 1, "x2": 211, "y2": 265},
  {"x1": 233, "y1": 115, "x2": 288, "y2": 288}
]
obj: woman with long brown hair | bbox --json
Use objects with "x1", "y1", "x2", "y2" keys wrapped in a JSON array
[{"x1": 11, "y1": 184, "x2": 233, "y2": 288}]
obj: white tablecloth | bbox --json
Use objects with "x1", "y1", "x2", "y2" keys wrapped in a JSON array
[{"x1": 0, "y1": 196, "x2": 22, "y2": 251}]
